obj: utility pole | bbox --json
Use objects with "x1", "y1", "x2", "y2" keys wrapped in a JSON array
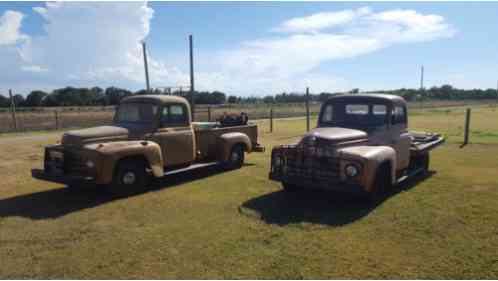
[
  {"x1": 189, "y1": 34, "x2": 195, "y2": 121},
  {"x1": 419, "y1": 65, "x2": 424, "y2": 108},
  {"x1": 420, "y1": 65, "x2": 424, "y2": 90},
  {"x1": 142, "y1": 41, "x2": 150, "y2": 92}
]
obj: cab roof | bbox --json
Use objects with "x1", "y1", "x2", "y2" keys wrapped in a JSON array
[
  {"x1": 326, "y1": 93, "x2": 407, "y2": 106},
  {"x1": 121, "y1": 94, "x2": 189, "y2": 106}
]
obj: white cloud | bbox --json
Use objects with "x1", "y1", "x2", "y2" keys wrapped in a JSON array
[
  {"x1": 0, "y1": 4, "x2": 456, "y2": 96},
  {"x1": 274, "y1": 7, "x2": 371, "y2": 34},
  {"x1": 21, "y1": 65, "x2": 48, "y2": 73},
  {"x1": 0, "y1": 10, "x2": 28, "y2": 46},
  {"x1": 207, "y1": 7, "x2": 456, "y2": 95}
]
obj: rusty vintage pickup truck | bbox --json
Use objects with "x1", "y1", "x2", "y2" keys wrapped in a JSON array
[
  {"x1": 269, "y1": 94, "x2": 444, "y2": 201},
  {"x1": 33, "y1": 95, "x2": 264, "y2": 191}
]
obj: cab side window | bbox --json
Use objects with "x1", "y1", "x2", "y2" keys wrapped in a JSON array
[
  {"x1": 322, "y1": 104, "x2": 334, "y2": 122},
  {"x1": 391, "y1": 106, "x2": 407, "y2": 125},
  {"x1": 160, "y1": 104, "x2": 188, "y2": 127}
]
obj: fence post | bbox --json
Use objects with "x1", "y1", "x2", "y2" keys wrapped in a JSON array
[
  {"x1": 9, "y1": 89, "x2": 18, "y2": 132},
  {"x1": 208, "y1": 106, "x2": 211, "y2": 122},
  {"x1": 463, "y1": 108, "x2": 471, "y2": 145},
  {"x1": 270, "y1": 107, "x2": 273, "y2": 133},
  {"x1": 54, "y1": 110, "x2": 59, "y2": 130},
  {"x1": 306, "y1": 87, "x2": 310, "y2": 132}
]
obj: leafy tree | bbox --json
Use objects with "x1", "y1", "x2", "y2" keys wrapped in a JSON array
[
  {"x1": 0, "y1": 94, "x2": 10, "y2": 107},
  {"x1": 25, "y1": 90, "x2": 48, "y2": 107},
  {"x1": 13, "y1": 94, "x2": 25, "y2": 107},
  {"x1": 227, "y1": 95, "x2": 239, "y2": 104},
  {"x1": 105, "y1": 87, "x2": 132, "y2": 105},
  {"x1": 263, "y1": 95, "x2": 275, "y2": 103},
  {"x1": 210, "y1": 91, "x2": 226, "y2": 104}
]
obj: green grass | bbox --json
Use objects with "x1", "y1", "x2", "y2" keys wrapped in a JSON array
[{"x1": 0, "y1": 106, "x2": 497, "y2": 278}]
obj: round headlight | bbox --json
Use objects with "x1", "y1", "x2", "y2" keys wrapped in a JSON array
[
  {"x1": 345, "y1": 164, "x2": 359, "y2": 177},
  {"x1": 85, "y1": 160, "x2": 95, "y2": 168}
]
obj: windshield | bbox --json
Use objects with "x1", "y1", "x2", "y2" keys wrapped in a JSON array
[
  {"x1": 115, "y1": 103, "x2": 158, "y2": 124},
  {"x1": 319, "y1": 102, "x2": 388, "y2": 129}
]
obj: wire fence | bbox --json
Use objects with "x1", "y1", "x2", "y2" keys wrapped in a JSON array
[{"x1": 0, "y1": 100, "x2": 496, "y2": 137}]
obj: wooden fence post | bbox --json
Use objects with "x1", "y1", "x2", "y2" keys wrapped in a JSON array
[
  {"x1": 54, "y1": 110, "x2": 59, "y2": 130},
  {"x1": 208, "y1": 106, "x2": 211, "y2": 122},
  {"x1": 306, "y1": 87, "x2": 310, "y2": 132},
  {"x1": 270, "y1": 108, "x2": 273, "y2": 133},
  {"x1": 9, "y1": 89, "x2": 18, "y2": 132},
  {"x1": 463, "y1": 108, "x2": 471, "y2": 145}
]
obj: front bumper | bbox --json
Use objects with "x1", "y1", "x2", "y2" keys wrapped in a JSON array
[
  {"x1": 32, "y1": 169, "x2": 96, "y2": 185},
  {"x1": 269, "y1": 172, "x2": 365, "y2": 194}
]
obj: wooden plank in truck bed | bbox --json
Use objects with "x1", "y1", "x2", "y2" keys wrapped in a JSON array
[{"x1": 411, "y1": 135, "x2": 445, "y2": 155}]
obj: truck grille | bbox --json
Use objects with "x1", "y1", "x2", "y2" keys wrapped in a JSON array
[
  {"x1": 63, "y1": 150, "x2": 87, "y2": 174},
  {"x1": 285, "y1": 156, "x2": 340, "y2": 181},
  {"x1": 279, "y1": 141, "x2": 342, "y2": 182}
]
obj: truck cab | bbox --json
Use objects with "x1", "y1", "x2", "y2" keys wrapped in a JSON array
[
  {"x1": 269, "y1": 94, "x2": 444, "y2": 201},
  {"x1": 34, "y1": 95, "x2": 264, "y2": 191}
]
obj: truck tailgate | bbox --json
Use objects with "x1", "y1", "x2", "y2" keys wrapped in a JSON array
[{"x1": 410, "y1": 131, "x2": 445, "y2": 155}]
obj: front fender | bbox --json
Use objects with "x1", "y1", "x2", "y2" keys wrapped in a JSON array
[
  {"x1": 337, "y1": 146, "x2": 397, "y2": 191},
  {"x1": 218, "y1": 132, "x2": 252, "y2": 162},
  {"x1": 84, "y1": 140, "x2": 164, "y2": 184}
]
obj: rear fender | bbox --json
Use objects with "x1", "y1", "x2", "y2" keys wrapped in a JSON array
[
  {"x1": 84, "y1": 140, "x2": 164, "y2": 184},
  {"x1": 218, "y1": 132, "x2": 252, "y2": 162},
  {"x1": 337, "y1": 146, "x2": 397, "y2": 191}
]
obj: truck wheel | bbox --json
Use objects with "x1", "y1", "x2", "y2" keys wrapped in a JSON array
[
  {"x1": 224, "y1": 144, "x2": 245, "y2": 169},
  {"x1": 282, "y1": 182, "x2": 299, "y2": 192},
  {"x1": 411, "y1": 153, "x2": 430, "y2": 174},
  {"x1": 368, "y1": 166, "x2": 391, "y2": 203},
  {"x1": 111, "y1": 160, "x2": 148, "y2": 192}
]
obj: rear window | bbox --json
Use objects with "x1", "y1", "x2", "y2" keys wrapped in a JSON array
[
  {"x1": 373, "y1": 105, "x2": 387, "y2": 115},
  {"x1": 320, "y1": 102, "x2": 388, "y2": 128},
  {"x1": 346, "y1": 104, "x2": 368, "y2": 115},
  {"x1": 160, "y1": 104, "x2": 188, "y2": 126}
]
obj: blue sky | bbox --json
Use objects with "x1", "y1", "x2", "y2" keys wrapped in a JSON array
[{"x1": 1, "y1": 1, "x2": 497, "y2": 96}]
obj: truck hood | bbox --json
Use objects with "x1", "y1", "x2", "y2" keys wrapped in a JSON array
[
  {"x1": 61, "y1": 125, "x2": 130, "y2": 146},
  {"x1": 302, "y1": 127, "x2": 368, "y2": 145}
]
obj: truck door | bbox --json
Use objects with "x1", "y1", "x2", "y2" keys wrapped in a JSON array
[
  {"x1": 367, "y1": 104, "x2": 391, "y2": 146},
  {"x1": 389, "y1": 105, "x2": 410, "y2": 171},
  {"x1": 154, "y1": 104, "x2": 195, "y2": 167}
]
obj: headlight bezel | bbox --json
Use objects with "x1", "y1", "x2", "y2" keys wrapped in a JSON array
[
  {"x1": 344, "y1": 163, "x2": 360, "y2": 178},
  {"x1": 85, "y1": 159, "x2": 95, "y2": 169}
]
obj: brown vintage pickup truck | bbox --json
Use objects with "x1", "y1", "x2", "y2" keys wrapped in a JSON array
[
  {"x1": 33, "y1": 95, "x2": 264, "y2": 190},
  {"x1": 269, "y1": 94, "x2": 444, "y2": 201}
]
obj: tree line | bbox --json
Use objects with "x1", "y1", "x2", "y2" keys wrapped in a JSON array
[
  {"x1": 1, "y1": 84, "x2": 497, "y2": 108},
  {"x1": 0, "y1": 87, "x2": 228, "y2": 108}
]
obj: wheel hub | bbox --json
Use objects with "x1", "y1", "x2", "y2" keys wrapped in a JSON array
[
  {"x1": 231, "y1": 151, "x2": 240, "y2": 162},
  {"x1": 122, "y1": 171, "x2": 136, "y2": 185}
]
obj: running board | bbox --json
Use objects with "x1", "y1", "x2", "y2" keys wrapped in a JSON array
[
  {"x1": 163, "y1": 162, "x2": 220, "y2": 176},
  {"x1": 396, "y1": 167, "x2": 425, "y2": 185}
]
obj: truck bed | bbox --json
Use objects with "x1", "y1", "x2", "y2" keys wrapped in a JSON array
[
  {"x1": 410, "y1": 131, "x2": 445, "y2": 155},
  {"x1": 193, "y1": 122, "x2": 260, "y2": 161}
]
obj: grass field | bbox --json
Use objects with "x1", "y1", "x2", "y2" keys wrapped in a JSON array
[{"x1": 0, "y1": 106, "x2": 497, "y2": 278}]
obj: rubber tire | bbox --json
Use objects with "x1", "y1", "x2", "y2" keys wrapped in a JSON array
[
  {"x1": 368, "y1": 166, "x2": 391, "y2": 203},
  {"x1": 110, "y1": 160, "x2": 148, "y2": 192},
  {"x1": 282, "y1": 182, "x2": 300, "y2": 192},
  {"x1": 224, "y1": 144, "x2": 245, "y2": 169}
]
